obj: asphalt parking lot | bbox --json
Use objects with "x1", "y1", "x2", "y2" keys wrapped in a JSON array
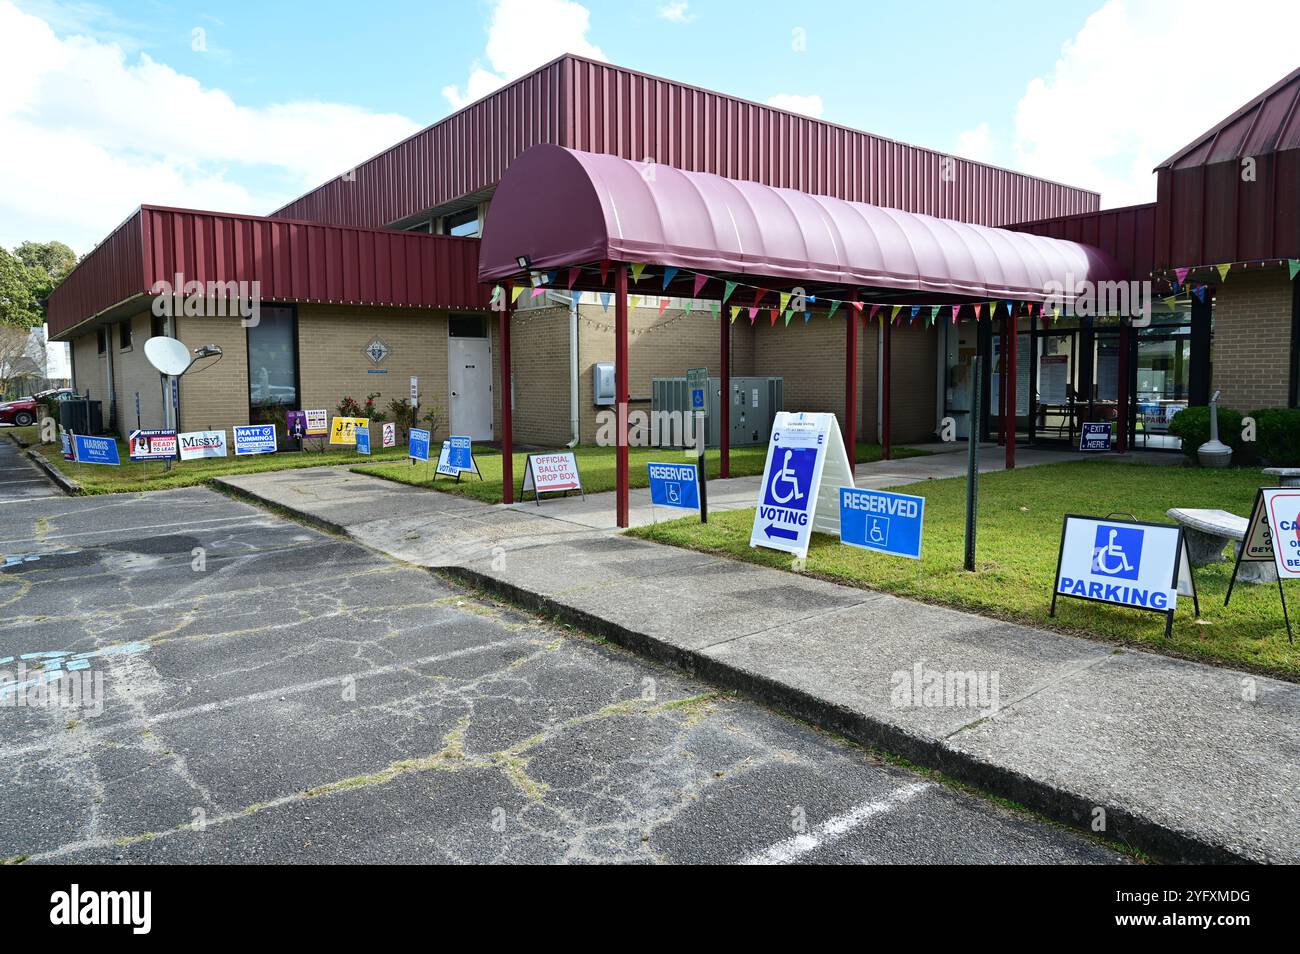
[{"x1": 0, "y1": 481, "x2": 1128, "y2": 863}]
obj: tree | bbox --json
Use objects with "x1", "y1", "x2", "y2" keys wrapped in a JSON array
[
  {"x1": 1, "y1": 241, "x2": 78, "y2": 328},
  {"x1": 0, "y1": 325, "x2": 42, "y2": 399}
]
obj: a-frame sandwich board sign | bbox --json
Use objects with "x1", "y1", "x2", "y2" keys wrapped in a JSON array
[
  {"x1": 749, "y1": 412, "x2": 855, "y2": 560},
  {"x1": 1226, "y1": 487, "x2": 1296, "y2": 642}
]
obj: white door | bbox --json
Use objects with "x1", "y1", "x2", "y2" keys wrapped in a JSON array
[{"x1": 449, "y1": 336, "x2": 493, "y2": 440}]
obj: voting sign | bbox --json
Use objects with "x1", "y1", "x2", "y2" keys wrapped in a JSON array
[
  {"x1": 232, "y1": 424, "x2": 277, "y2": 456},
  {"x1": 72, "y1": 434, "x2": 120, "y2": 466},
  {"x1": 1052, "y1": 515, "x2": 1197, "y2": 636},
  {"x1": 381, "y1": 422, "x2": 396, "y2": 448},
  {"x1": 1079, "y1": 422, "x2": 1112, "y2": 451},
  {"x1": 648, "y1": 462, "x2": 699, "y2": 511},
  {"x1": 178, "y1": 430, "x2": 227, "y2": 461},
  {"x1": 520, "y1": 452, "x2": 584, "y2": 502},
  {"x1": 355, "y1": 428, "x2": 371, "y2": 455},
  {"x1": 408, "y1": 428, "x2": 431, "y2": 461},
  {"x1": 304, "y1": 409, "x2": 329, "y2": 438},
  {"x1": 749, "y1": 412, "x2": 855, "y2": 559},
  {"x1": 330, "y1": 416, "x2": 368, "y2": 445},
  {"x1": 128, "y1": 429, "x2": 178, "y2": 462},
  {"x1": 839, "y1": 488, "x2": 925, "y2": 559}
]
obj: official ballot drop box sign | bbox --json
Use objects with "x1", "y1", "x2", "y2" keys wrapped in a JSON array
[
  {"x1": 749, "y1": 412, "x2": 855, "y2": 559},
  {"x1": 1052, "y1": 515, "x2": 1198, "y2": 636}
]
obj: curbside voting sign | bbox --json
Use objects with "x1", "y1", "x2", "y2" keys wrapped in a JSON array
[
  {"x1": 749, "y1": 412, "x2": 855, "y2": 559},
  {"x1": 1263, "y1": 489, "x2": 1300, "y2": 579},
  {"x1": 648, "y1": 462, "x2": 699, "y2": 511},
  {"x1": 839, "y1": 487, "x2": 925, "y2": 559},
  {"x1": 1051, "y1": 515, "x2": 1197, "y2": 636}
]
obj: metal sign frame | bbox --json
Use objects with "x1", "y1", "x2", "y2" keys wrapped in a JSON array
[{"x1": 1225, "y1": 487, "x2": 1294, "y2": 642}]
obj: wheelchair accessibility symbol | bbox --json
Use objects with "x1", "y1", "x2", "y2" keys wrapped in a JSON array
[
  {"x1": 666, "y1": 482, "x2": 681, "y2": 504},
  {"x1": 763, "y1": 448, "x2": 815, "y2": 511},
  {"x1": 1092, "y1": 525, "x2": 1142, "y2": 580}
]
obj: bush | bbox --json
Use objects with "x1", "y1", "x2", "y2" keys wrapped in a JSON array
[
  {"x1": 336, "y1": 395, "x2": 363, "y2": 417},
  {"x1": 1168, "y1": 405, "x2": 1248, "y2": 464},
  {"x1": 1248, "y1": 407, "x2": 1300, "y2": 467}
]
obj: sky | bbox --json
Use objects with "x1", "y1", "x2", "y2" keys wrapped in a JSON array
[{"x1": 2, "y1": 0, "x2": 1297, "y2": 254}]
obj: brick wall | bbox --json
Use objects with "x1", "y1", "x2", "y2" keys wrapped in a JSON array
[
  {"x1": 509, "y1": 303, "x2": 572, "y2": 447},
  {"x1": 110, "y1": 311, "x2": 168, "y2": 436},
  {"x1": 173, "y1": 315, "x2": 249, "y2": 436},
  {"x1": 1212, "y1": 269, "x2": 1295, "y2": 410},
  {"x1": 297, "y1": 304, "x2": 453, "y2": 441},
  {"x1": 884, "y1": 322, "x2": 940, "y2": 443},
  {"x1": 70, "y1": 331, "x2": 108, "y2": 431}
]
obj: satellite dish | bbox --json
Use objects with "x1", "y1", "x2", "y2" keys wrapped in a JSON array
[{"x1": 144, "y1": 336, "x2": 192, "y2": 376}]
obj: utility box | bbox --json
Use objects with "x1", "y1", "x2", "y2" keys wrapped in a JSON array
[
  {"x1": 593, "y1": 362, "x2": 615, "y2": 406},
  {"x1": 59, "y1": 398, "x2": 103, "y2": 435},
  {"x1": 650, "y1": 376, "x2": 783, "y2": 448}
]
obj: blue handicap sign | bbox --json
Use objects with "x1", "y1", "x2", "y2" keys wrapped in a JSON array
[
  {"x1": 839, "y1": 487, "x2": 926, "y2": 560},
  {"x1": 1091, "y1": 524, "x2": 1143, "y2": 580},
  {"x1": 409, "y1": 428, "x2": 431, "y2": 461},
  {"x1": 647, "y1": 462, "x2": 700, "y2": 510},
  {"x1": 448, "y1": 435, "x2": 473, "y2": 470},
  {"x1": 72, "y1": 434, "x2": 120, "y2": 466},
  {"x1": 691, "y1": 387, "x2": 705, "y2": 410},
  {"x1": 1079, "y1": 422, "x2": 1112, "y2": 451},
  {"x1": 355, "y1": 428, "x2": 371, "y2": 455},
  {"x1": 762, "y1": 446, "x2": 817, "y2": 512}
]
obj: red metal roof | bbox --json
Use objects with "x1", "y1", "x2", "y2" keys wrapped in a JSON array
[
  {"x1": 275, "y1": 54, "x2": 1099, "y2": 230},
  {"x1": 1152, "y1": 67, "x2": 1300, "y2": 268},
  {"x1": 1006, "y1": 203, "x2": 1157, "y2": 279},
  {"x1": 479, "y1": 146, "x2": 1125, "y2": 301},
  {"x1": 47, "y1": 206, "x2": 487, "y2": 340}
]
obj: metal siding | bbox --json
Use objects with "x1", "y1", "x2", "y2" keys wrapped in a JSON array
[
  {"x1": 273, "y1": 55, "x2": 1097, "y2": 229},
  {"x1": 46, "y1": 209, "x2": 147, "y2": 338},
  {"x1": 1006, "y1": 203, "x2": 1157, "y2": 280}
]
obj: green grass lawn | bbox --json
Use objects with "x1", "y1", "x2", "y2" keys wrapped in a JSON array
[
  {"x1": 352, "y1": 442, "x2": 928, "y2": 504},
  {"x1": 24, "y1": 436, "x2": 414, "y2": 494},
  {"x1": 3, "y1": 425, "x2": 39, "y2": 447},
  {"x1": 630, "y1": 461, "x2": 1300, "y2": 679}
]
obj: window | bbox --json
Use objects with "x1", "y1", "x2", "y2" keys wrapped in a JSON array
[
  {"x1": 118, "y1": 320, "x2": 132, "y2": 351},
  {"x1": 97, "y1": 327, "x2": 107, "y2": 354},
  {"x1": 151, "y1": 314, "x2": 167, "y2": 339},
  {"x1": 246, "y1": 305, "x2": 299, "y2": 434},
  {"x1": 444, "y1": 208, "x2": 480, "y2": 238},
  {"x1": 449, "y1": 314, "x2": 487, "y2": 338}
]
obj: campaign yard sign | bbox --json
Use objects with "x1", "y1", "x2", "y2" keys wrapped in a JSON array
[
  {"x1": 128, "y1": 429, "x2": 178, "y2": 462},
  {"x1": 381, "y1": 422, "x2": 396, "y2": 448},
  {"x1": 355, "y1": 428, "x2": 371, "y2": 455},
  {"x1": 408, "y1": 428, "x2": 431, "y2": 461},
  {"x1": 1051, "y1": 515, "x2": 1198, "y2": 636},
  {"x1": 178, "y1": 430, "x2": 228, "y2": 461},
  {"x1": 839, "y1": 488, "x2": 925, "y2": 559},
  {"x1": 232, "y1": 424, "x2": 277, "y2": 456},
  {"x1": 749, "y1": 412, "x2": 855, "y2": 559},
  {"x1": 286, "y1": 411, "x2": 307, "y2": 440},
  {"x1": 304, "y1": 409, "x2": 329, "y2": 438},
  {"x1": 1079, "y1": 422, "x2": 1112, "y2": 451},
  {"x1": 71, "y1": 434, "x2": 120, "y2": 466},
  {"x1": 330, "y1": 416, "x2": 368, "y2": 445},
  {"x1": 648, "y1": 462, "x2": 699, "y2": 511},
  {"x1": 520, "y1": 451, "x2": 584, "y2": 503}
]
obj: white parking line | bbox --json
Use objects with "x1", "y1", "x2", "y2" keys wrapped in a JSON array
[{"x1": 739, "y1": 782, "x2": 930, "y2": 864}]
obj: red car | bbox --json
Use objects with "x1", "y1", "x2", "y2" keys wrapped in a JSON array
[{"x1": 0, "y1": 388, "x2": 74, "y2": 427}]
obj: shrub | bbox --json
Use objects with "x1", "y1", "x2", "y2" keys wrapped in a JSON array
[
  {"x1": 1248, "y1": 407, "x2": 1300, "y2": 467},
  {"x1": 1168, "y1": 405, "x2": 1247, "y2": 463},
  {"x1": 386, "y1": 398, "x2": 416, "y2": 441},
  {"x1": 336, "y1": 395, "x2": 362, "y2": 417}
]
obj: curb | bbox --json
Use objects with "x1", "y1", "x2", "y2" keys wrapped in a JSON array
[
  {"x1": 219, "y1": 479, "x2": 1258, "y2": 865},
  {"x1": 440, "y1": 565, "x2": 1249, "y2": 865},
  {"x1": 23, "y1": 447, "x2": 79, "y2": 495}
]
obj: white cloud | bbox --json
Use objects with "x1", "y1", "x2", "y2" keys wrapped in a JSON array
[
  {"x1": 953, "y1": 122, "x2": 997, "y2": 164},
  {"x1": 766, "y1": 93, "x2": 824, "y2": 119},
  {"x1": 962, "y1": 0, "x2": 1299, "y2": 208},
  {"x1": 441, "y1": 0, "x2": 606, "y2": 111},
  {"x1": 657, "y1": 2, "x2": 696, "y2": 23},
  {"x1": 0, "y1": 1, "x2": 421, "y2": 252}
]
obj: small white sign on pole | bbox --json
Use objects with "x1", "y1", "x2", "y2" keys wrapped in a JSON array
[
  {"x1": 520, "y1": 451, "x2": 584, "y2": 504},
  {"x1": 748, "y1": 412, "x2": 855, "y2": 559}
]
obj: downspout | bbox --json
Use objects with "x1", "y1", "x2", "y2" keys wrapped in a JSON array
[{"x1": 568, "y1": 291, "x2": 580, "y2": 447}]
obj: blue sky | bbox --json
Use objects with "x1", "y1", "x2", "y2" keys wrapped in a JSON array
[{"x1": 3, "y1": 0, "x2": 1295, "y2": 251}]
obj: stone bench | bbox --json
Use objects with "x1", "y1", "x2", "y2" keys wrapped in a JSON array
[
  {"x1": 1264, "y1": 468, "x2": 1300, "y2": 488},
  {"x1": 1166, "y1": 508, "x2": 1276, "y2": 584}
]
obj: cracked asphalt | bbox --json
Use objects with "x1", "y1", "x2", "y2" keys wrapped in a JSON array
[{"x1": 0, "y1": 484, "x2": 1129, "y2": 864}]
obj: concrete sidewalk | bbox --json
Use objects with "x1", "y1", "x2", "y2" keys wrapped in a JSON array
[{"x1": 215, "y1": 460, "x2": 1299, "y2": 864}]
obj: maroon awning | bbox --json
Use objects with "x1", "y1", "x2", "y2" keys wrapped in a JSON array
[{"x1": 479, "y1": 145, "x2": 1127, "y2": 300}]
